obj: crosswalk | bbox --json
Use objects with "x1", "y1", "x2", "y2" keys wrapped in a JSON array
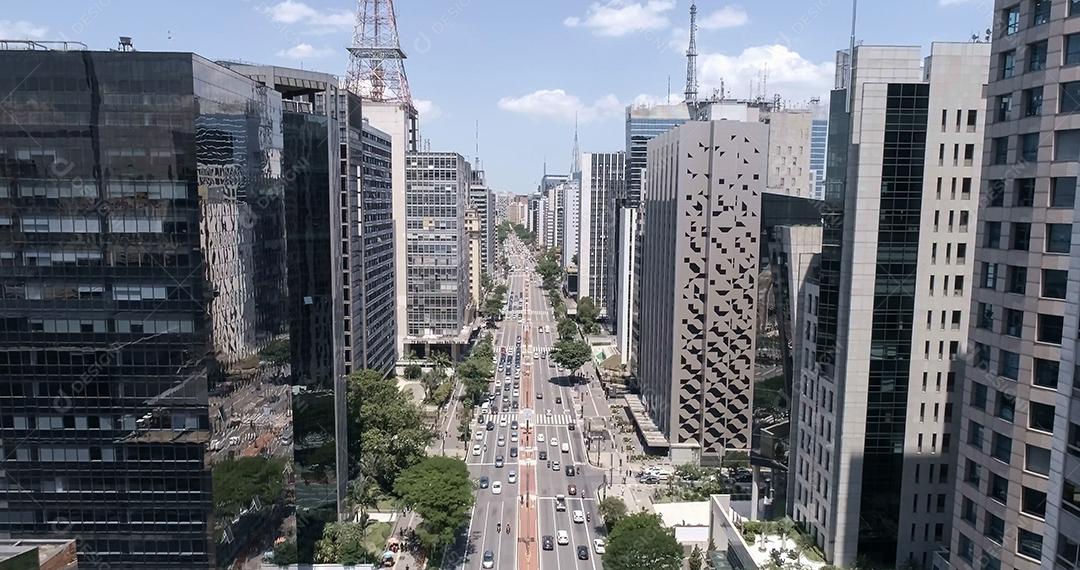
[{"x1": 478, "y1": 412, "x2": 575, "y2": 426}]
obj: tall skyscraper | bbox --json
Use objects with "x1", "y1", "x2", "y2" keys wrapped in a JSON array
[
  {"x1": 787, "y1": 43, "x2": 989, "y2": 568},
  {"x1": 809, "y1": 100, "x2": 829, "y2": 201},
  {"x1": 404, "y1": 152, "x2": 473, "y2": 359},
  {"x1": 469, "y1": 169, "x2": 494, "y2": 275},
  {"x1": 561, "y1": 180, "x2": 580, "y2": 269},
  {"x1": 636, "y1": 120, "x2": 765, "y2": 465},
  {"x1": 949, "y1": 3, "x2": 1080, "y2": 570},
  {"x1": 578, "y1": 152, "x2": 625, "y2": 315},
  {"x1": 0, "y1": 49, "x2": 291, "y2": 568}
]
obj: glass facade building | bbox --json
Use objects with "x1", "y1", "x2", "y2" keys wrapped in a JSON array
[{"x1": 0, "y1": 50, "x2": 290, "y2": 567}]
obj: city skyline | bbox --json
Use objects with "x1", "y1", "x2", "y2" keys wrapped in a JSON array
[{"x1": 2, "y1": 0, "x2": 990, "y2": 194}]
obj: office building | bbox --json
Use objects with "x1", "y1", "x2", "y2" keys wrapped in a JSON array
[
  {"x1": 561, "y1": 180, "x2": 580, "y2": 268},
  {"x1": 0, "y1": 49, "x2": 293, "y2": 568},
  {"x1": 578, "y1": 152, "x2": 625, "y2": 315},
  {"x1": 469, "y1": 169, "x2": 494, "y2": 274},
  {"x1": 635, "y1": 120, "x2": 765, "y2": 465},
  {"x1": 765, "y1": 109, "x2": 814, "y2": 199},
  {"x1": 810, "y1": 100, "x2": 829, "y2": 201},
  {"x1": 786, "y1": 43, "x2": 988, "y2": 568},
  {"x1": 404, "y1": 152, "x2": 474, "y2": 358},
  {"x1": 466, "y1": 207, "x2": 483, "y2": 308},
  {"x1": 947, "y1": 3, "x2": 1080, "y2": 569}
]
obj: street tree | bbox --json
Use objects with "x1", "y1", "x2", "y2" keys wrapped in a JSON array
[
  {"x1": 598, "y1": 496, "x2": 627, "y2": 529},
  {"x1": 689, "y1": 545, "x2": 705, "y2": 570},
  {"x1": 577, "y1": 296, "x2": 599, "y2": 334},
  {"x1": 551, "y1": 337, "x2": 592, "y2": 381},
  {"x1": 394, "y1": 456, "x2": 475, "y2": 555},
  {"x1": 346, "y1": 370, "x2": 434, "y2": 493},
  {"x1": 557, "y1": 318, "x2": 579, "y2": 340},
  {"x1": 602, "y1": 512, "x2": 683, "y2": 570}
]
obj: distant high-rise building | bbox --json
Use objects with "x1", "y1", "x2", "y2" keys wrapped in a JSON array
[
  {"x1": 465, "y1": 207, "x2": 483, "y2": 308},
  {"x1": 404, "y1": 152, "x2": 474, "y2": 358},
  {"x1": 636, "y1": 120, "x2": 765, "y2": 465},
  {"x1": 949, "y1": 4, "x2": 1080, "y2": 570},
  {"x1": 765, "y1": 109, "x2": 814, "y2": 199},
  {"x1": 578, "y1": 152, "x2": 625, "y2": 315},
  {"x1": 809, "y1": 100, "x2": 829, "y2": 201},
  {"x1": 787, "y1": 43, "x2": 988, "y2": 568},
  {"x1": 561, "y1": 181, "x2": 580, "y2": 268},
  {"x1": 469, "y1": 169, "x2": 494, "y2": 275},
  {"x1": 0, "y1": 49, "x2": 292, "y2": 568}
]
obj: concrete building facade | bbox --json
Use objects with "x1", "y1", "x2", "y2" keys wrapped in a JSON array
[
  {"x1": 561, "y1": 181, "x2": 580, "y2": 269},
  {"x1": 578, "y1": 152, "x2": 625, "y2": 315},
  {"x1": 636, "y1": 120, "x2": 765, "y2": 465}
]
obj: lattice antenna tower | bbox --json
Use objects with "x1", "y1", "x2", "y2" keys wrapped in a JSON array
[
  {"x1": 684, "y1": 0, "x2": 699, "y2": 104},
  {"x1": 346, "y1": 0, "x2": 413, "y2": 108}
]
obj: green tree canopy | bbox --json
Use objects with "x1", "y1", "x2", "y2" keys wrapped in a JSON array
[
  {"x1": 259, "y1": 337, "x2": 291, "y2": 365},
  {"x1": 551, "y1": 337, "x2": 592, "y2": 379},
  {"x1": 394, "y1": 456, "x2": 475, "y2": 554},
  {"x1": 212, "y1": 456, "x2": 286, "y2": 520},
  {"x1": 598, "y1": 496, "x2": 628, "y2": 529},
  {"x1": 313, "y1": 521, "x2": 377, "y2": 565},
  {"x1": 347, "y1": 370, "x2": 434, "y2": 492},
  {"x1": 577, "y1": 296, "x2": 600, "y2": 334},
  {"x1": 557, "y1": 318, "x2": 579, "y2": 340},
  {"x1": 603, "y1": 512, "x2": 683, "y2": 570}
]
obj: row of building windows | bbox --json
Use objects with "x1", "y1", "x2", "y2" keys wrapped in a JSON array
[
  {"x1": 985, "y1": 176, "x2": 1077, "y2": 208},
  {"x1": 990, "y1": 129, "x2": 1080, "y2": 164}
]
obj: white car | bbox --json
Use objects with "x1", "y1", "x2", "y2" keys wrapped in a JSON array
[
  {"x1": 492, "y1": 481, "x2": 503, "y2": 495},
  {"x1": 550, "y1": 437, "x2": 559, "y2": 447},
  {"x1": 499, "y1": 417, "x2": 508, "y2": 427},
  {"x1": 513, "y1": 389, "x2": 519, "y2": 397},
  {"x1": 557, "y1": 530, "x2": 569, "y2": 545},
  {"x1": 472, "y1": 444, "x2": 481, "y2": 456},
  {"x1": 508, "y1": 471, "x2": 517, "y2": 483},
  {"x1": 537, "y1": 433, "x2": 545, "y2": 443},
  {"x1": 510, "y1": 433, "x2": 519, "y2": 443},
  {"x1": 497, "y1": 436, "x2": 506, "y2": 447},
  {"x1": 474, "y1": 431, "x2": 484, "y2": 441},
  {"x1": 593, "y1": 539, "x2": 606, "y2": 554},
  {"x1": 572, "y1": 510, "x2": 585, "y2": 524}
]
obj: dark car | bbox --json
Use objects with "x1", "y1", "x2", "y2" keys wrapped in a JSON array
[
  {"x1": 495, "y1": 455, "x2": 504, "y2": 468},
  {"x1": 482, "y1": 549, "x2": 495, "y2": 569},
  {"x1": 567, "y1": 484, "x2": 577, "y2": 495},
  {"x1": 511, "y1": 420, "x2": 519, "y2": 431},
  {"x1": 486, "y1": 421, "x2": 495, "y2": 431},
  {"x1": 536, "y1": 392, "x2": 543, "y2": 399},
  {"x1": 512, "y1": 400, "x2": 519, "y2": 410},
  {"x1": 538, "y1": 450, "x2": 547, "y2": 460},
  {"x1": 555, "y1": 396, "x2": 562, "y2": 404},
  {"x1": 510, "y1": 447, "x2": 518, "y2": 458},
  {"x1": 479, "y1": 477, "x2": 489, "y2": 489},
  {"x1": 565, "y1": 465, "x2": 575, "y2": 477},
  {"x1": 567, "y1": 423, "x2": 575, "y2": 431},
  {"x1": 542, "y1": 535, "x2": 554, "y2": 551},
  {"x1": 577, "y1": 545, "x2": 589, "y2": 560}
]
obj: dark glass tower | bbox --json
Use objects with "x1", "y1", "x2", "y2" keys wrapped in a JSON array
[{"x1": 0, "y1": 50, "x2": 288, "y2": 567}]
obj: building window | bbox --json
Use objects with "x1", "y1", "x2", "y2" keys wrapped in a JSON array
[
  {"x1": 990, "y1": 472, "x2": 1009, "y2": 503},
  {"x1": 1038, "y1": 313, "x2": 1064, "y2": 344},
  {"x1": 978, "y1": 302, "x2": 995, "y2": 329},
  {"x1": 996, "y1": 390, "x2": 1016, "y2": 422},
  {"x1": 975, "y1": 342, "x2": 992, "y2": 369},
  {"x1": 1057, "y1": 533, "x2": 1080, "y2": 568},
  {"x1": 992, "y1": 137, "x2": 1010, "y2": 164},
  {"x1": 1003, "y1": 50, "x2": 1018, "y2": 78},
  {"x1": 988, "y1": 179, "x2": 1006, "y2": 206},
  {"x1": 965, "y1": 458, "x2": 982, "y2": 487},
  {"x1": 1029, "y1": 40, "x2": 1049, "y2": 71},
  {"x1": 1012, "y1": 222, "x2": 1031, "y2": 250},
  {"x1": 1025, "y1": 86, "x2": 1044, "y2": 117},
  {"x1": 1026, "y1": 444, "x2": 1052, "y2": 475},
  {"x1": 1019, "y1": 528, "x2": 1044, "y2": 560},
  {"x1": 1047, "y1": 223, "x2": 1073, "y2": 253},
  {"x1": 1056, "y1": 129, "x2": 1080, "y2": 161},
  {"x1": 1073, "y1": 0, "x2": 1080, "y2": 16},
  {"x1": 1023, "y1": 486, "x2": 1047, "y2": 518},
  {"x1": 972, "y1": 381, "x2": 988, "y2": 410},
  {"x1": 962, "y1": 496, "x2": 978, "y2": 523},
  {"x1": 1030, "y1": 402, "x2": 1056, "y2": 432},
  {"x1": 985, "y1": 222, "x2": 1002, "y2": 248},
  {"x1": 1000, "y1": 350, "x2": 1021, "y2": 380},
  {"x1": 1042, "y1": 269, "x2": 1068, "y2": 298},
  {"x1": 1052, "y1": 177, "x2": 1077, "y2": 207},
  {"x1": 1065, "y1": 479, "x2": 1080, "y2": 517},
  {"x1": 985, "y1": 512, "x2": 1005, "y2": 543},
  {"x1": 1016, "y1": 178, "x2": 1036, "y2": 206},
  {"x1": 1070, "y1": 34, "x2": 1080, "y2": 65},
  {"x1": 1007, "y1": 265, "x2": 1028, "y2": 294},
  {"x1": 959, "y1": 533, "x2": 975, "y2": 562},
  {"x1": 992, "y1": 431, "x2": 1013, "y2": 463},
  {"x1": 997, "y1": 94, "x2": 1013, "y2": 121},
  {"x1": 1004, "y1": 308, "x2": 1024, "y2": 337},
  {"x1": 982, "y1": 262, "x2": 999, "y2": 289},
  {"x1": 1033, "y1": 0, "x2": 1050, "y2": 23},
  {"x1": 1034, "y1": 358, "x2": 1060, "y2": 389},
  {"x1": 1064, "y1": 82, "x2": 1080, "y2": 114},
  {"x1": 1021, "y1": 132, "x2": 1039, "y2": 161},
  {"x1": 969, "y1": 420, "x2": 986, "y2": 448}
]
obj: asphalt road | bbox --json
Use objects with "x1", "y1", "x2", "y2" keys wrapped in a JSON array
[{"x1": 445, "y1": 240, "x2": 607, "y2": 570}]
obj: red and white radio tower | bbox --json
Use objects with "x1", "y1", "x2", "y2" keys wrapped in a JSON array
[{"x1": 346, "y1": 0, "x2": 413, "y2": 108}]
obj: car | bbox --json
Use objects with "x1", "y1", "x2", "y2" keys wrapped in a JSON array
[
  {"x1": 510, "y1": 433, "x2": 518, "y2": 443},
  {"x1": 499, "y1": 417, "x2": 508, "y2": 427},
  {"x1": 495, "y1": 456, "x2": 504, "y2": 468},
  {"x1": 491, "y1": 481, "x2": 502, "y2": 494},
  {"x1": 552, "y1": 460, "x2": 560, "y2": 471},
  {"x1": 566, "y1": 465, "x2": 575, "y2": 476},
  {"x1": 561, "y1": 442, "x2": 570, "y2": 453},
  {"x1": 593, "y1": 539, "x2": 606, "y2": 554},
  {"x1": 482, "y1": 549, "x2": 495, "y2": 569},
  {"x1": 508, "y1": 471, "x2": 517, "y2": 483},
  {"x1": 577, "y1": 545, "x2": 589, "y2": 560},
  {"x1": 572, "y1": 510, "x2": 585, "y2": 524},
  {"x1": 472, "y1": 445, "x2": 481, "y2": 456},
  {"x1": 567, "y1": 423, "x2": 575, "y2": 431},
  {"x1": 479, "y1": 477, "x2": 489, "y2": 489},
  {"x1": 477, "y1": 415, "x2": 485, "y2": 425},
  {"x1": 545, "y1": 409, "x2": 552, "y2": 416},
  {"x1": 510, "y1": 446, "x2": 518, "y2": 458},
  {"x1": 567, "y1": 484, "x2": 577, "y2": 495},
  {"x1": 550, "y1": 437, "x2": 559, "y2": 447},
  {"x1": 538, "y1": 450, "x2": 547, "y2": 460},
  {"x1": 536, "y1": 392, "x2": 543, "y2": 399},
  {"x1": 497, "y1": 436, "x2": 506, "y2": 447},
  {"x1": 537, "y1": 433, "x2": 545, "y2": 443},
  {"x1": 511, "y1": 420, "x2": 519, "y2": 431},
  {"x1": 557, "y1": 530, "x2": 569, "y2": 545},
  {"x1": 512, "y1": 389, "x2": 519, "y2": 398},
  {"x1": 555, "y1": 396, "x2": 562, "y2": 404},
  {"x1": 512, "y1": 400, "x2": 519, "y2": 410},
  {"x1": 475, "y1": 431, "x2": 484, "y2": 441},
  {"x1": 542, "y1": 535, "x2": 554, "y2": 550},
  {"x1": 486, "y1": 421, "x2": 495, "y2": 431}
]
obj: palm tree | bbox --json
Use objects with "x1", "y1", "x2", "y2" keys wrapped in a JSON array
[
  {"x1": 345, "y1": 477, "x2": 379, "y2": 522},
  {"x1": 429, "y1": 350, "x2": 452, "y2": 369}
]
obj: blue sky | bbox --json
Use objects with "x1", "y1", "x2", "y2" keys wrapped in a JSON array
[{"x1": 4, "y1": 0, "x2": 989, "y2": 194}]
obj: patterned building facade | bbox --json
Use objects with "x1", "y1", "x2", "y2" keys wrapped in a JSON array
[{"x1": 637, "y1": 120, "x2": 764, "y2": 465}]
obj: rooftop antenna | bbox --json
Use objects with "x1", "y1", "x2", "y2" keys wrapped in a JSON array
[
  {"x1": 667, "y1": 75, "x2": 671, "y2": 104},
  {"x1": 570, "y1": 113, "x2": 580, "y2": 176},
  {"x1": 684, "y1": 0, "x2": 699, "y2": 105},
  {"x1": 346, "y1": 0, "x2": 414, "y2": 108},
  {"x1": 118, "y1": 36, "x2": 134, "y2": 52},
  {"x1": 474, "y1": 119, "x2": 479, "y2": 167}
]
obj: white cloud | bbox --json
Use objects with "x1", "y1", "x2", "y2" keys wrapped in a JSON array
[
  {"x1": 630, "y1": 93, "x2": 684, "y2": 107},
  {"x1": 699, "y1": 44, "x2": 834, "y2": 103},
  {"x1": 498, "y1": 89, "x2": 622, "y2": 123},
  {"x1": 262, "y1": 1, "x2": 353, "y2": 34},
  {"x1": 699, "y1": 6, "x2": 748, "y2": 30},
  {"x1": 563, "y1": 0, "x2": 677, "y2": 37},
  {"x1": 0, "y1": 20, "x2": 48, "y2": 39},
  {"x1": 414, "y1": 99, "x2": 443, "y2": 120},
  {"x1": 276, "y1": 43, "x2": 334, "y2": 59}
]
